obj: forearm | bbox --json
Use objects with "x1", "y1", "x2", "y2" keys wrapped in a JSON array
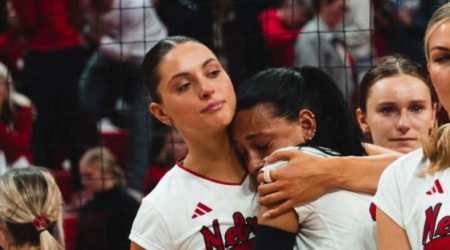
[
  {"x1": 258, "y1": 203, "x2": 298, "y2": 233},
  {"x1": 331, "y1": 154, "x2": 401, "y2": 194}
]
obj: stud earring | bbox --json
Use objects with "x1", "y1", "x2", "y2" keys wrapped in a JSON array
[{"x1": 163, "y1": 120, "x2": 172, "y2": 126}]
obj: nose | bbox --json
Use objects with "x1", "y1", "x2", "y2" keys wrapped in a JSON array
[
  {"x1": 199, "y1": 80, "x2": 214, "y2": 100},
  {"x1": 397, "y1": 110, "x2": 411, "y2": 133},
  {"x1": 247, "y1": 153, "x2": 265, "y2": 175}
]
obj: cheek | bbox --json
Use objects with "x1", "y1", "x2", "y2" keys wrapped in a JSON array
[
  {"x1": 430, "y1": 64, "x2": 450, "y2": 94},
  {"x1": 366, "y1": 114, "x2": 393, "y2": 141},
  {"x1": 410, "y1": 112, "x2": 434, "y2": 134}
]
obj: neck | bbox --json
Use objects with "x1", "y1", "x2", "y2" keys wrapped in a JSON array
[
  {"x1": 182, "y1": 130, "x2": 246, "y2": 184},
  {"x1": 320, "y1": 13, "x2": 335, "y2": 29}
]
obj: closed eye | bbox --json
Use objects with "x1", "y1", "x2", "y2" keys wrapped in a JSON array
[{"x1": 178, "y1": 82, "x2": 191, "y2": 92}]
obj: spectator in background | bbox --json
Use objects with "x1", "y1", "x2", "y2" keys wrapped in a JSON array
[
  {"x1": 76, "y1": 147, "x2": 139, "y2": 250},
  {"x1": 0, "y1": 62, "x2": 32, "y2": 167},
  {"x1": 344, "y1": 0, "x2": 375, "y2": 81},
  {"x1": 294, "y1": 0, "x2": 357, "y2": 101},
  {"x1": 0, "y1": 168, "x2": 65, "y2": 250},
  {"x1": 376, "y1": 0, "x2": 446, "y2": 66},
  {"x1": 169, "y1": 0, "x2": 269, "y2": 87},
  {"x1": 10, "y1": 0, "x2": 87, "y2": 189},
  {"x1": 259, "y1": 0, "x2": 313, "y2": 67},
  {"x1": 143, "y1": 129, "x2": 188, "y2": 195},
  {"x1": 77, "y1": 0, "x2": 167, "y2": 197},
  {"x1": 356, "y1": 55, "x2": 436, "y2": 154}
]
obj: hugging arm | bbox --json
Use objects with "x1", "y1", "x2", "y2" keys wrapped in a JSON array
[
  {"x1": 252, "y1": 202, "x2": 298, "y2": 250},
  {"x1": 256, "y1": 150, "x2": 401, "y2": 217}
]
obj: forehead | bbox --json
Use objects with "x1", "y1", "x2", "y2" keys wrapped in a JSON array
[
  {"x1": 429, "y1": 20, "x2": 450, "y2": 48},
  {"x1": 232, "y1": 105, "x2": 276, "y2": 136},
  {"x1": 368, "y1": 74, "x2": 430, "y2": 102},
  {"x1": 158, "y1": 42, "x2": 217, "y2": 77}
]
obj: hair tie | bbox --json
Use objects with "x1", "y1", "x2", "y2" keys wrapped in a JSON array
[{"x1": 33, "y1": 215, "x2": 49, "y2": 231}]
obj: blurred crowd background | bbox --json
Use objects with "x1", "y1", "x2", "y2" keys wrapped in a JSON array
[{"x1": 0, "y1": 0, "x2": 448, "y2": 249}]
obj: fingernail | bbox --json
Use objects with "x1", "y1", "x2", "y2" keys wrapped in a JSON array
[
  {"x1": 262, "y1": 212, "x2": 271, "y2": 218},
  {"x1": 263, "y1": 156, "x2": 268, "y2": 161}
]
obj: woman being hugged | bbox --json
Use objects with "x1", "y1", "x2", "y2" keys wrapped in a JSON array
[
  {"x1": 130, "y1": 36, "x2": 257, "y2": 250},
  {"x1": 0, "y1": 167, "x2": 64, "y2": 250},
  {"x1": 232, "y1": 67, "x2": 376, "y2": 250},
  {"x1": 375, "y1": 2, "x2": 450, "y2": 249}
]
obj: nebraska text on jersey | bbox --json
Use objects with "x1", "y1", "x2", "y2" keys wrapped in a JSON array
[
  {"x1": 373, "y1": 149, "x2": 450, "y2": 250},
  {"x1": 130, "y1": 162, "x2": 258, "y2": 250}
]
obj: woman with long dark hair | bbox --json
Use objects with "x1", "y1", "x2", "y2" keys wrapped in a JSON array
[{"x1": 232, "y1": 67, "x2": 376, "y2": 249}]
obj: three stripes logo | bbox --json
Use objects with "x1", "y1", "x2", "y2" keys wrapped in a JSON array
[
  {"x1": 426, "y1": 179, "x2": 444, "y2": 195},
  {"x1": 192, "y1": 202, "x2": 213, "y2": 219}
]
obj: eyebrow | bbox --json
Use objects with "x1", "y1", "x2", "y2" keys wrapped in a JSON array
[
  {"x1": 376, "y1": 100, "x2": 428, "y2": 106},
  {"x1": 168, "y1": 58, "x2": 217, "y2": 84},
  {"x1": 430, "y1": 46, "x2": 450, "y2": 52}
]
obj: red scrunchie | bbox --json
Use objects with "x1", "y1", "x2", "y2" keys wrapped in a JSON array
[{"x1": 32, "y1": 215, "x2": 49, "y2": 231}]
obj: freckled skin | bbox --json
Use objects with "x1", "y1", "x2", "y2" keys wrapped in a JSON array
[{"x1": 362, "y1": 74, "x2": 435, "y2": 154}]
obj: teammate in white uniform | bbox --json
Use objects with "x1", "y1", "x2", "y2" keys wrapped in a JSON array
[
  {"x1": 375, "y1": 3, "x2": 450, "y2": 249},
  {"x1": 130, "y1": 37, "x2": 257, "y2": 250},
  {"x1": 232, "y1": 67, "x2": 376, "y2": 249},
  {"x1": 374, "y1": 148, "x2": 450, "y2": 250},
  {"x1": 131, "y1": 162, "x2": 257, "y2": 249},
  {"x1": 263, "y1": 146, "x2": 376, "y2": 250}
]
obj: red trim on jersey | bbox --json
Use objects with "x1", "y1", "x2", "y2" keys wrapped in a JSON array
[
  {"x1": 370, "y1": 203, "x2": 377, "y2": 221},
  {"x1": 176, "y1": 159, "x2": 248, "y2": 186}
]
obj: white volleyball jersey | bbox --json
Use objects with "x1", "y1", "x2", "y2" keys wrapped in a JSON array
[
  {"x1": 130, "y1": 162, "x2": 258, "y2": 250},
  {"x1": 373, "y1": 148, "x2": 450, "y2": 250},
  {"x1": 261, "y1": 146, "x2": 377, "y2": 250}
]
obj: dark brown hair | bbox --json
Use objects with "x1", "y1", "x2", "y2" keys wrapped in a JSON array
[
  {"x1": 359, "y1": 55, "x2": 435, "y2": 114},
  {"x1": 141, "y1": 36, "x2": 200, "y2": 104}
]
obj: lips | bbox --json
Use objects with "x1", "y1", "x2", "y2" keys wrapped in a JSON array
[
  {"x1": 389, "y1": 137, "x2": 417, "y2": 142},
  {"x1": 202, "y1": 100, "x2": 225, "y2": 113}
]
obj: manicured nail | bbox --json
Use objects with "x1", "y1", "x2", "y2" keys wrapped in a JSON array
[{"x1": 262, "y1": 212, "x2": 271, "y2": 218}]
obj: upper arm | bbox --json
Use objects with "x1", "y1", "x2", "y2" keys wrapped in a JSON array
[
  {"x1": 130, "y1": 241, "x2": 146, "y2": 250},
  {"x1": 377, "y1": 208, "x2": 411, "y2": 250}
]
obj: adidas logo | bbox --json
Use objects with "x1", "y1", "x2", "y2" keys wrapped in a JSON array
[
  {"x1": 192, "y1": 202, "x2": 212, "y2": 219},
  {"x1": 426, "y1": 179, "x2": 444, "y2": 195}
]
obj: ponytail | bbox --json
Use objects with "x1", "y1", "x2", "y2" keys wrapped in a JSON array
[
  {"x1": 0, "y1": 168, "x2": 65, "y2": 250},
  {"x1": 421, "y1": 123, "x2": 450, "y2": 175}
]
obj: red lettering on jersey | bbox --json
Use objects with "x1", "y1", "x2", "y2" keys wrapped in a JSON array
[
  {"x1": 201, "y1": 219, "x2": 224, "y2": 250},
  {"x1": 436, "y1": 216, "x2": 450, "y2": 237},
  {"x1": 200, "y1": 212, "x2": 256, "y2": 250},
  {"x1": 423, "y1": 203, "x2": 442, "y2": 245},
  {"x1": 224, "y1": 212, "x2": 257, "y2": 248},
  {"x1": 424, "y1": 235, "x2": 450, "y2": 250}
]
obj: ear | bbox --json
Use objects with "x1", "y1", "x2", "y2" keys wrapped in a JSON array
[
  {"x1": 427, "y1": 62, "x2": 430, "y2": 72},
  {"x1": 150, "y1": 102, "x2": 172, "y2": 125},
  {"x1": 297, "y1": 109, "x2": 316, "y2": 138},
  {"x1": 356, "y1": 108, "x2": 370, "y2": 133}
]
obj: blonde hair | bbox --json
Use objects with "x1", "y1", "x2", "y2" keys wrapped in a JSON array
[
  {"x1": 424, "y1": 2, "x2": 450, "y2": 62},
  {"x1": 421, "y1": 3, "x2": 450, "y2": 174},
  {"x1": 0, "y1": 167, "x2": 64, "y2": 250},
  {"x1": 80, "y1": 147, "x2": 126, "y2": 188}
]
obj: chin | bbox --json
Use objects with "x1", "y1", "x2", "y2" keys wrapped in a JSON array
[{"x1": 395, "y1": 145, "x2": 420, "y2": 154}]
